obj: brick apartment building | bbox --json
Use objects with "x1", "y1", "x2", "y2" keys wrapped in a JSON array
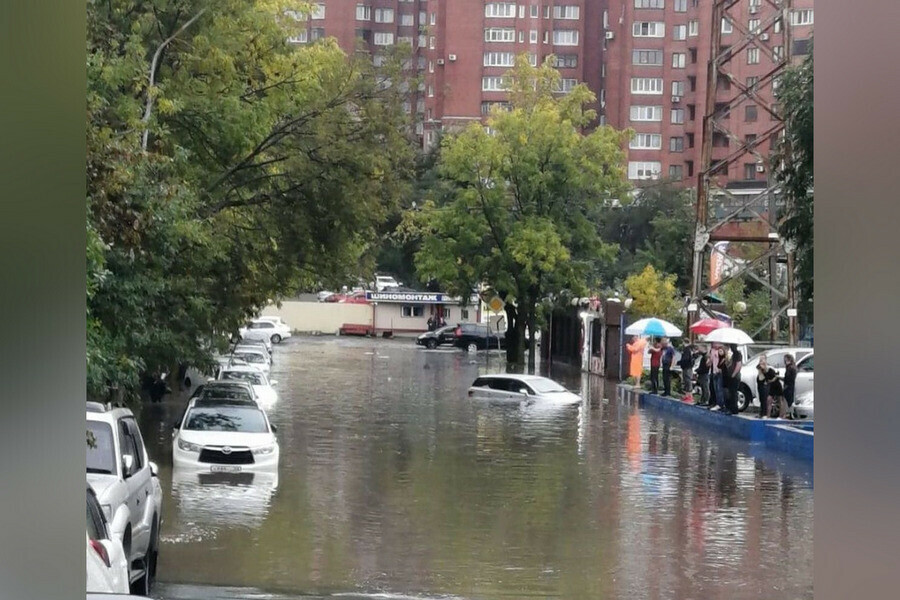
[{"x1": 288, "y1": 1, "x2": 813, "y2": 186}]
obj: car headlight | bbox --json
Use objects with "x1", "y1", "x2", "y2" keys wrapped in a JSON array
[
  {"x1": 177, "y1": 438, "x2": 202, "y2": 453},
  {"x1": 101, "y1": 504, "x2": 112, "y2": 522},
  {"x1": 252, "y1": 444, "x2": 276, "y2": 455}
]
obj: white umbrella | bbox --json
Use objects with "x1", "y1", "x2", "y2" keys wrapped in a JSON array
[
  {"x1": 704, "y1": 327, "x2": 754, "y2": 345},
  {"x1": 625, "y1": 317, "x2": 683, "y2": 338}
]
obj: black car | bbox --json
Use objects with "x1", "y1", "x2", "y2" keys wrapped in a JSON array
[
  {"x1": 416, "y1": 325, "x2": 457, "y2": 349},
  {"x1": 452, "y1": 323, "x2": 506, "y2": 351}
]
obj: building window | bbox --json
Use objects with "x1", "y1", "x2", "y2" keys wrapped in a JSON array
[
  {"x1": 485, "y1": 3, "x2": 517, "y2": 18},
  {"x1": 717, "y1": 73, "x2": 731, "y2": 91},
  {"x1": 670, "y1": 137, "x2": 684, "y2": 152},
  {"x1": 673, "y1": 25, "x2": 687, "y2": 41},
  {"x1": 672, "y1": 80, "x2": 684, "y2": 96},
  {"x1": 630, "y1": 133, "x2": 662, "y2": 150},
  {"x1": 749, "y1": 18, "x2": 761, "y2": 33},
  {"x1": 746, "y1": 75, "x2": 759, "y2": 90},
  {"x1": 793, "y1": 38, "x2": 811, "y2": 56},
  {"x1": 631, "y1": 77, "x2": 664, "y2": 94},
  {"x1": 553, "y1": 54, "x2": 578, "y2": 68},
  {"x1": 669, "y1": 165, "x2": 684, "y2": 180},
  {"x1": 428, "y1": 85, "x2": 434, "y2": 97},
  {"x1": 530, "y1": 29, "x2": 538, "y2": 43},
  {"x1": 485, "y1": 27, "x2": 516, "y2": 42},
  {"x1": 688, "y1": 75, "x2": 696, "y2": 91},
  {"x1": 528, "y1": 52, "x2": 537, "y2": 66},
  {"x1": 686, "y1": 160, "x2": 694, "y2": 176},
  {"x1": 628, "y1": 161, "x2": 662, "y2": 180},
  {"x1": 689, "y1": 20, "x2": 699, "y2": 36},
  {"x1": 484, "y1": 52, "x2": 516, "y2": 67},
  {"x1": 745, "y1": 105, "x2": 758, "y2": 122},
  {"x1": 420, "y1": 11, "x2": 426, "y2": 23},
  {"x1": 687, "y1": 133, "x2": 695, "y2": 148},
  {"x1": 401, "y1": 305, "x2": 425, "y2": 318},
  {"x1": 519, "y1": 30, "x2": 525, "y2": 43},
  {"x1": 634, "y1": 0, "x2": 665, "y2": 8},
  {"x1": 531, "y1": 5, "x2": 539, "y2": 18},
  {"x1": 430, "y1": 12, "x2": 436, "y2": 26},
  {"x1": 428, "y1": 60, "x2": 434, "y2": 73},
  {"x1": 747, "y1": 47, "x2": 760, "y2": 64},
  {"x1": 553, "y1": 6, "x2": 581, "y2": 19},
  {"x1": 374, "y1": 8, "x2": 394, "y2": 23},
  {"x1": 461, "y1": 308, "x2": 469, "y2": 320},
  {"x1": 311, "y1": 3, "x2": 325, "y2": 19},
  {"x1": 374, "y1": 32, "x2": 394, "y2": 45},
  {"x1": 287, "y1": 31, "x2": 308, "y2": 44},
  {"x1": 553, "y1": 30, "x2": 579, "y2": 45},
  {"x1": 401, "y1": 14, "x2": 414, "y2": 27},
  {"x1": 633, "y1": 22, "x2": 665, "y2": 37},
  {"x1": 744, "y1": 163, "x2": 758, "y2": 180},
  {"x1": 791, "y1": 9, "x2": 814, "y2": 26},
  {"x1": 630, "y1": 105, "x2": 663, "y2": 121},
  {"x1": 633, "y1": 49, "x2": 664, "y2": 65},
  {"x1": 712, "y1": 132, "x2": 730, "y2": 148},
  {"x1": 674, "y1": 0, "x2": 687, "y2": 12},
  {"x1": 544, "y1": 6, "x2": 551, "y2": 18},
  {"x1": 482, "y1": 101, "x2": 510, "y2": 115},
  {"x1": 554, "y1": 78, "x2": 578, "y2": 93},
  {"x1": 310, "y1": 27, "x2": 325, "y2": 41},
  {"x1": 774, "y1": 17, "x2": 782, "y2": 33},
  {"x1": 356, "y1": 4, "x2": 371, "y2": 21},
  {"x1": 672, "y1": 52, "x2": 686, "y2": 68},
  {"x1": 671, "y1": 108, "x2": 684, "y2": 124},
  {"x1": 774, "y1": 45, "x2": 784, "y2": 60},
  {"x1": 715, "y1": 102, "x2": 730, "y2": 119},
  {"x1": 482, "y1": 76, "x2": 509, "y2": 91},
  {"x1": 689, "y1": 47, "x2": 698, "y2": 63},
  {"x1": 721, "y1": 18, "x2": 733, "y2": 34},
  {"x1": 687, "y1": 104, "x2": 695, "y2": 120},
  {"x1": 418, "y1": 34, "x2": 426, "y2": 47}
]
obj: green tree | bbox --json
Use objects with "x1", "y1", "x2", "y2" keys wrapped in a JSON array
[
  {"x1": 87, "y1": 0, "x2": 416, "y2": 398},
  {"x1": 624, "y1": 264, "x2": 681, "y2": 321},
  {"x1": 774, "y1": 44, "x2": 813, "y2": 324},
  {"x1": 403, "y1": 56, "x2": 629, "y2": 369}
]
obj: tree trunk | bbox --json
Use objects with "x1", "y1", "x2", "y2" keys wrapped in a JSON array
[
  {"x1": 526, "y1": 299, "x2": 537, "y2": 374},
  {"x1": 504, "y1": 303, "x2": 525, "y2": 365}
]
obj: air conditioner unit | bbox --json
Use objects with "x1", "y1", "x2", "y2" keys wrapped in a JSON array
[
  {"x1": 436, "y1": 58, "x2": 445, "y2": 65},
  {"x1": 605, "y1": 31, "x2": 615, "y2": 40},
  {"x1": 671, "y1": 96, "x2": 681, "y2": 103},
  {"x1": 448, "y1": 54, "x2": 457, "y2": 61},
  {"x1": 756, "y1": 164, "x2": 766, "y2": 173},
  {"x1": 759, "y1": 33, "x2": 769, "y2": 41}
]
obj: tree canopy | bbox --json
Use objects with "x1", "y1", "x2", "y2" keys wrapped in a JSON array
[
  {"x1": 623, "y1": 265, "x2": 681, "y2": 322},
  {"x1": 87, "y1": 0, "x2": 416, "y2": 398},
  {"x1": 401, "y1": 56, "x2": 630, "y2": 368}
]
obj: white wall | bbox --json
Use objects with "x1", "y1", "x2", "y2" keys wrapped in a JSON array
[{"x1": 261, "y1": 302, "x2": 372, "y2": 335}]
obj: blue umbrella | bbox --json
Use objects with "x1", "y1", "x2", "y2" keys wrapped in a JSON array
[{"x1": 625, "y1": 317, "x2": 683, "y2": 337}]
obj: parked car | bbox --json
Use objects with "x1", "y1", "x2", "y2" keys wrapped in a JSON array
[
  {"x1": 794, "y1": 389, "x2": 814, "y2": 419},
  {"x1": 86, "y1": 403, "x2": 162, "y2": 595},
  {"x1": 230, "y1": 348, "x2": 271, "y2": 375},
  {"x1": 317, "y1": 290, "x2": 335, "y2": 302},
  {"x1": 191, "y1": 380, "x2": 258, "y2": 405},
  {"x1": 416, "y1": 324, "x2": 457, "y2": 350},
  {"x1": 217, "y1": 365, "x2": 278, "y2": 408},
  {"x1": 373, "y1": 274, "x2": 401, "y2": 291},
  {"x1": 736, "y1": 347, "x2": 814, "y2": 411},
  {"x1": 172, "y1": 399, "x2": 279, "y2": 472},
  {"x1": 234, "y1": 342, "x2": 273, "y2": 363},
  {"x1": 239, "y1": 318, "x2": 291, "y2": 344},
  {"x1": 467, "y1": 374, "x2": 581, "y2": 404},
  {"x1": 452, "y1": 323, "x2": 506, "y2": 351},
  {"x1": 237, "y1": 336, "x2": 273, "y2": 354},
  {"x1": 87, "y1": 482, "x2": 129, "y2": 594}
]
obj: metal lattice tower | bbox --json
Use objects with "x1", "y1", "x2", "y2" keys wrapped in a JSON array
[{"x1": 688, "y1": 0, "x2": 798, "y2": 344}]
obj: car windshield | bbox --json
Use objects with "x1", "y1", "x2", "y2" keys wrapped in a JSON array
[
  {"x1": 86, "y1": 421, "x2": 116, "y2": 475},
  {"x1": 200, "y1": 387, "x2": 253, "y2": 402},
  {"x1": 234, "y1": 352, "x2": 266, "y2": 363},
  {"x1": 221, "y1": 370, "x2": 264, "y2": 385},
  {"x1": 528, "y1": 378, "x2": 567, "y2": 393},
  {"x1": 185, "y1": 406, "x2": 269, "y2": 433}
]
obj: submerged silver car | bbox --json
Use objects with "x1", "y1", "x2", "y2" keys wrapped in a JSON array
[{"x1": 467, "y1": 374, "x2": 581, "y2": 405}]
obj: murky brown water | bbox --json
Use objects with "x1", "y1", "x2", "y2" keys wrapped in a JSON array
[{"x1": 138, "y1": 337, "x2": 813, "y2": 600}]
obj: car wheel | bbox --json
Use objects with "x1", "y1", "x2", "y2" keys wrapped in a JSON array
[
  {"x1": 426, "y1": 339, "x2": 437, "y2": 350},
  {"x1": 129, "y1": 558, "x2": 150, "y2": 596},
  {"x1": 148, "y1": 517, "x2": 159, "y2": 580},
  {"x1": 467, "y1": 343, "x2": 478, "y2": 353},
  {"x1": 737, "y1": 384, "x2": 753, "y2": 412},
  {"x1": 271, "y1": 334, "x2": 282, "y2": 344}
]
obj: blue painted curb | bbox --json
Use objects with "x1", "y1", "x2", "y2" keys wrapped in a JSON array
[{"x1": 617, "y1": 385, "x2": 813, "y2": 461}]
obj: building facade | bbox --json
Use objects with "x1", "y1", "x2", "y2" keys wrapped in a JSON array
[{"x1": 289, "y1": 1, "x2": 813, "y2": 185}]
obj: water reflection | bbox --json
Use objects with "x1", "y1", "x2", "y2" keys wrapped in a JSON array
[{"x1": 139, "y1": 337, "x2": 812, "y2": 600}]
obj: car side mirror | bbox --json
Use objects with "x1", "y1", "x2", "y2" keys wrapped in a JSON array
[
  {"x1": 270, "y1": 380, "x2": 278, "y2": 387},
  {"x1": 270, "y1": 424, "x2": 278, "y2": 433},
  {"x1": 149, "y1": 461, "x2": 159, "y2": 477},
  {"x1": 122, "y1": 454, "x2": 134, "y2": 477},
  {"x1": 518, "y1": 388, "x2": 530, "y2": 396}
]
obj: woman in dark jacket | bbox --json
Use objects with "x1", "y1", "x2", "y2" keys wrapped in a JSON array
[
  {"x1": 755, "y1": 355, "x2": 771, "y2": 418},
  {"x1": 782, "y1": 353, "x2": 798, "y2": 419}
]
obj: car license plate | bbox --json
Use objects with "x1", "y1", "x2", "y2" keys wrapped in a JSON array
[{"x1": 210, "y1": 465, "x2": 241, "y2": 473}]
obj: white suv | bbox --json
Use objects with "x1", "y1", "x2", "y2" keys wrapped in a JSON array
[
  {"x1": 239, "y1": 318, "x2": 292, "y2": 344},
  {"x1": 86, "y1": 402, "x2": 163, "y2": 595}
]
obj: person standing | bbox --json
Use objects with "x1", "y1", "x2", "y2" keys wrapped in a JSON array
[
  {"x1": 427, "y1": 315, "x2": 436, "y2": 331},
  {"x1": 678, "y1": 339, "x2": 695, "y2": 398},
  {"x1": 783, "y1": 353, "x2": 798, "y2": 419},
  {"x1": 725, "y1": 344, "x2": 743, "y2": 414},
  {"x1": 694, "y1": 344, "x2": 711, "y2": 406},
  {"x1": 755, "y1": 355, "x2": 772, "y2": 418},
  {"x1": 648, "y1": 339, "x2": 662, "y2": 394},
  {"x1": 661, "y1": 338, "x2": 676, "y2": 396},
  {"x1": 767, "y1": 365, "x2": 786, "y2": 418},
  {"x1": 625, "y1": 335, "x2": 648, "y2": 388},
  {"x1": 710, "y1": 345, "x2": 726, "y2": 411}
]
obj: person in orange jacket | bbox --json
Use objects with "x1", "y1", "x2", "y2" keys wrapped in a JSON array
[{"x1": 625, "y1": 335, "x2": 648, "y2": 388}]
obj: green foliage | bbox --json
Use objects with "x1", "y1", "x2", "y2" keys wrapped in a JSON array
[
  {"x1": 775, "y1": 44, "x2": 813, "y2": 322},
  {"x1": 402, "y1": 56, "x2": 629, "y2": 367},
  {"x1": 598, "y1": 183, "x2": 694, "y2": 290},
  {"x1": 87, "y1": 0, "x2": 415, "y2": 398},
  {"x1": 624, "y1": 265, "x2": 681, "y2": 321},
  {"x1": 718, "y1": 278, "x2": 777, "y2": 339}
]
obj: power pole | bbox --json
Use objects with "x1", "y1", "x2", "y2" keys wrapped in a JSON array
[{"x1": 688, "y1": 0, "x2": 798, "y2": 345}]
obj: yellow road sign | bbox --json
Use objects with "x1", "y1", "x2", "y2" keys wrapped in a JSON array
[{"x1": 488, "y1": 296, "x2": 505, "y2": 313}]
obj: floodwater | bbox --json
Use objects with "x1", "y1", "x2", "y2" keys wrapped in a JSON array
[{"x1": 137, "y1": 337, "x2": 813, "y2": 600}]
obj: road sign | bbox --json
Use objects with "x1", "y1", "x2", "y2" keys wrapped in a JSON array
[{"x1": 487, "y1": 296, "x2": 505, "y2": 313}]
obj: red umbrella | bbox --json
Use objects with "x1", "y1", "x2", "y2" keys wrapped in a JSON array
[{"x1": 689, "y1": 318, "x2": 728, "y2": 336}]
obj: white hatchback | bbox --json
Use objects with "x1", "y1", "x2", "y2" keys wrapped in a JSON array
[
  {"x1": 239, "y1": 318, "x2": 292, "y2": 344},
  {"x1": 467, "y1": 374, "x2": 581, "y2": 404},
  {"x1": 217, "y1": 365, "x2": 278, "y2": 409},
  {"x1": 173, "y1": 399, "x2": 280, "y2": 472}
]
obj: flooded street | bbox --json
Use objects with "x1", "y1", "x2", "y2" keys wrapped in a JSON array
[{"x1": 137, "y1": 337, "x2": 813, "y2": 600}]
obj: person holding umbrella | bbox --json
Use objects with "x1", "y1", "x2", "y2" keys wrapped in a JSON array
[
  {"x1": 625, "y1": 335, "x2": 648, "y2": 388},
  {"x1": 710, "y1": 344, "x2": 726, "y2": 411},
  {"x1": 624, "y1": 317, "x2": 683, "y2": 393},
  {"x1": 725, "y1": 343, "x2": 743, "y2": 414},
  {"x1": 648, "y1": 339, "x2": 662, "y2": 394}
]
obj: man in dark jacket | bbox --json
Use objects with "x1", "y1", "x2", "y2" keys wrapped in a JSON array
[
  {"x1": 677, "y1": 340, "x2": 694, "y2": 398},
  {"x1": 661, "y1": 337, "x2": 676, "y2": 396}
]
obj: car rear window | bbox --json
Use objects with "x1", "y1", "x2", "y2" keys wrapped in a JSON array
[
  {"x1": 185, "y1": 406, "x2": 269, "y2": 433},
  {"x1": 221, "y1": 370, "x2": 264, "y2": 385},
  {"x1": 87, "y1": 421, "x2": 116, "y2": 475},
  {"x1": 472, "y1": 377, "x2": 492, "y2": 388}
]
